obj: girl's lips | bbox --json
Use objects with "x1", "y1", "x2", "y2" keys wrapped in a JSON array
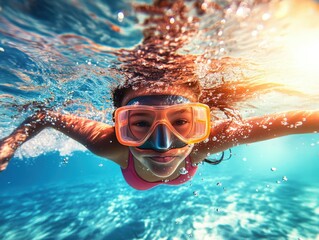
[{"x1": 149, "y1": 156, "x2": 175, "y2": 163}]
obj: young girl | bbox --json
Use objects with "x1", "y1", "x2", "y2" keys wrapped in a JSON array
[
  {"x1": 0, "y1": 78, "x2": 318, "y2": 190},
  {"x1": 1, "y1": 0, "x2": 318, "y2": 190}
]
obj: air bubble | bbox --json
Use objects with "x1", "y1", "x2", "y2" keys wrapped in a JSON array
[
  {"x1": 193, "y1": 191, "x2": 199, "y2": 196},
  {"x1": 271, "y1": 167, "x2": 277, "y2": 171},
  {"x1": 295, "y1": 121, "x2": 303, "y2": 127},
  {"x1": 59, "y1": 157, "x2": 69, "y2": 167},
  {"x1": 179, "y1": 167, "x2": 188, "y2": 175},
  {"x1": 282, "y1": 176, "x2": 288, "y2": 181},
  {"x1": 201, "y1": 2, "x2": 208, "y2": 11},
  {"x1": 175, "y1": 218, "x2": 182, "y2": 224},
  {"x1": 236, "y1": 6, "x2": 250, "y2": 18},
  {"x1": 117, "y1": 12, "x2": 124, "y2": 22},
  {"x1": 262, "y1": 13, "x2": 271, "y2": 21}
]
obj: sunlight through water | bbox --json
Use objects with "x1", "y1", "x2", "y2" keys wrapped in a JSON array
[{"x1": 0, "y1": 0, "x2": 319, "y2": 239}]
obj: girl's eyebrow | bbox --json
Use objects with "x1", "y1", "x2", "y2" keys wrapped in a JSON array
[
  {"x1": 170, "y1": 108, "x2": 191, "y2": 114},
  {"x1": 129, "y1": 112, "x2": 153, "y2": 117},
  {"x1": 129, "y1": 106, "x2": 191, "y2": 118}
]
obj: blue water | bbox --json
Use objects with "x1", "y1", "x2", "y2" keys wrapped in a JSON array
[{"x1": 1, "y1": 0, "x2": 319, "y2": 239}]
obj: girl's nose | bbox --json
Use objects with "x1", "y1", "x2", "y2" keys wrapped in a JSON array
[
  {"x1": 138, "y1": 124, "x2": 187, "y2": 151},
  {"x1": 147, "y1": 124, "x2": 172, "y2": 152}
]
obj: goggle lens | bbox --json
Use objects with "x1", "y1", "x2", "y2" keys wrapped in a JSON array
[{"x1": 128, "y1": 109, "x2": 156, "y2": 140}]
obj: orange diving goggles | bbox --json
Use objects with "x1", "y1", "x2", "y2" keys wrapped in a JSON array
[{"x1": 114, "y1": 103, "x2": 211, "y2": 147}]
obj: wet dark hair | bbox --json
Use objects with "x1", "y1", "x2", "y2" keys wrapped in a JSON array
[
  {"x1": 203, "y1": 149, "x2": 232, "y2": 165},
  {"x1": 112, "y1": 79, "x2": 201, "y2": 108},
  {"x1": 109, "y1": 0, "x2": 302, "y2": 165}
]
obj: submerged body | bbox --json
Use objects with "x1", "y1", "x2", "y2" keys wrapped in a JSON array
[
  {"x1": 0, "y1": 0, "x2": 319, "y2": 190},
  {"x1": 1, "y1": 83, "x2": 318, "y2": 190}
]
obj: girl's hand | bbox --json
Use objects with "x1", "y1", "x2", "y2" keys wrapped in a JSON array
[
  {"x1": 0, "y1": 136, "x2": 17, "y2": 171},
  {"x1": 0, "y1": 111, "x2": 47, "y2": 171}
]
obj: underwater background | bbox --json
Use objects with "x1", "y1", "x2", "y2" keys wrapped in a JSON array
[{"x1": 0, "y1": 0, "x2": 319, "y2": 239}]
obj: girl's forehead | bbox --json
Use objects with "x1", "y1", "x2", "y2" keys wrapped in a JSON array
[
  {"x1": 121, "y1": 87, "x2": 198, "y2": 106},
  {"x1": 127, "y1": 95, "x2": 191, "y2": 106}
]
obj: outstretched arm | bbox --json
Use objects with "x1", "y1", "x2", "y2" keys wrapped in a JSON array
[
  {"x1": 0, "y1": 111, "x2": 127, "y2": 171},
  {"x1": 192, "y1": 110, "x2": 319, "y2": 162},
  {"x1": 237, "y1": 110, "x2": 319, "y2": 144}
]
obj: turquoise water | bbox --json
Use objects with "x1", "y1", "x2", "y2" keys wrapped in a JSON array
[
  {"x1": 1, "y1": 136, "x2": 319, "y2": 239},
  {"x1": 1, "y1": 0, "x2": 319, "y2": 239}
]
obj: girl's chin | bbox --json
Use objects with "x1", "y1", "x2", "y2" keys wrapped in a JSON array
[{"x1": 147, "y1": 162, "x2": 179, "y2": 178}]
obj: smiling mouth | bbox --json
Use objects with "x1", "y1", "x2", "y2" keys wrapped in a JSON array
[{"x1": 149, "y1": 156, "x2": 176, "y2": 163}]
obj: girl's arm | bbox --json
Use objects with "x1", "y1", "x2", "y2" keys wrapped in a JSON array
[
  {"x1": 0, "y1": 111, "x2": 127, "y2": 171},
  {"x1": 191, "y1": 110, "x2": 319, "y2": 162},
  {"x1": 236, "y1": 110, "x2": 319, "y2": 144}
]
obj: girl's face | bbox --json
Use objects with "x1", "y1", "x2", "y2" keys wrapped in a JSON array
[{"x1": 123, "y1": 93, "x2": 197, "y2": 178}]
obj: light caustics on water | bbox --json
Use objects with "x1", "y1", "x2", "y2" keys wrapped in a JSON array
[{"x1": 0, "y1": 177, "x2": 318, "y2": 239}]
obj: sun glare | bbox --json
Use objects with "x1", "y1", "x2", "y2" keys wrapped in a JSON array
[
  {"x1": 288, "y1": 31, "x2": 319, "y2": 77},
  {"x1": 262, "y1": 0, "x2": 319, "y2": 94}
]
